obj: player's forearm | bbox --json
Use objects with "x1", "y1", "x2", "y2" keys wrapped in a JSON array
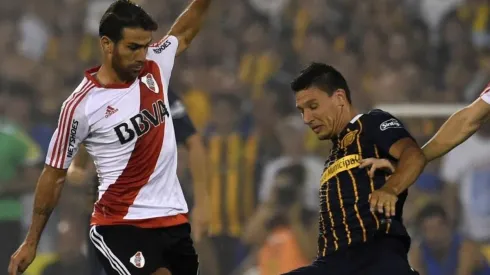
[
  {"x1": 168, "y1": 0, "x2": 212, "y2": 54},
  {"x1": 384, "y1": 146, "x2": 426, "y2": 195},
  {"x1": 423, "y1": 107, "x2": 482, "y2": 162},
  {"x1": 25, "y1": 167, "x2": 66, "y2": 247},
  {"x1": 187, "y1": 135, "x2": 209, "y2": 205}
]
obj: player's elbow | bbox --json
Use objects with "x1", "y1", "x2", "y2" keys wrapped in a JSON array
[
  {"x1": 406, "y1": 146, "x2": 427, "y2": 167},
  {"x1": 397, "y1": 142, "x2": 427, "y2": 171},
  {"x1": 391, "y1": 138, "x2": 427, "y2": 166},
  {"x1": 459, "y1": 106, "x2": 485, "y2": 136},
  {"x1": 458, "y1": 98, "x2": 490, "y2": 135},
  {"x1": 40, "y1": 165, "x2": 68, "y2": 187}
]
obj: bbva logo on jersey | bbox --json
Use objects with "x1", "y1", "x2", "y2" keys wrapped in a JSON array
[{"x1": 114, "y1": 99, "x2": 169, "y2": 144}]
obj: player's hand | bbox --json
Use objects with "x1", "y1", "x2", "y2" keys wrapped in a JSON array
[
  {"x1": 369, "y1": 186, "x2": 398, "y2": 218},
  {"x1": 191, "y1": 198, "x2": 210, "y2": 243},
  {"x1": 8, "y1": 242, "x2": 37, "y2": 275},
  {"x1": 359, "y1": 158, "x2": 395, "y2": 178}
]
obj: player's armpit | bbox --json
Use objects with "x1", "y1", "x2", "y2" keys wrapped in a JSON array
[
  {"x1": 67, "y1": 145, "x2": 91, "y2": 184},
  {"x1": 167, "y1": 0, "x2": 212, "y2": 55}
]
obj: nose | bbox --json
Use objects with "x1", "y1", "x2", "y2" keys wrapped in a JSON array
[
  {"x1": 135, "y1": 48, "x2": 147, "y2": 62},
  {"x1": 302, "y1": 109, "x2": 313, "y2": 125}
]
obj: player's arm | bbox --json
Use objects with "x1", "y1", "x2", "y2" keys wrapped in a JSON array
[
  {"x1": 365, "y1": 112, "x2": 426, "y2": 215},
  {"x1": 381, "y1": 137, "x2": 426, "y2": 196},
  {"x1": 24, "y1": 165, "x2": 66, "y2": 247},
  {"x1": 9, "y1": 99, "x2": 89, "y2": 274},
  {"x1": 167, "y1": 0, "x2": 212, "y2": 55},
  {"x1": 26, "y1": 107, "x2": 89, "y2": 247},
  {"x1": 423, "y1": 97, "x2": 490, "y2": 162}
]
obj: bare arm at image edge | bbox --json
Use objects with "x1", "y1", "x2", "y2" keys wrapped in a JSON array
[
  {"x1": 166, "y1": 0, "x2": 212, "y2": 55},
  {"x1": 423, "y1": 97, "x2": 490, "y2": 162}
]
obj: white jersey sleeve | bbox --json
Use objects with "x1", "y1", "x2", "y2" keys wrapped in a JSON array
[
  {"x1": 480, "y1": 84, "x2": 490, "y2": 104},
  {"x1": 147, "y1": 35, "x2": 179, "y2": 83},
  {"x1": 45, "y1": 90, "x2": 91, "y2": 169}
]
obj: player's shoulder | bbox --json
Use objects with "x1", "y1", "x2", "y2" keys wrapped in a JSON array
[
  {"x1": 61, "y1": 72, "x2": 114, "y2": 120},
  {"x1": 361, "y1": 109, "x2": 391, "y2": 121},
  {"x1": 148, "y1": 35, "x2": 179, "y2": 55},
  {"x1": 361, "y1": 109, "x2": 404, "y2": 129},
  {"x1": 61, "y1": 78, "x2": 97, "y2": 113}
]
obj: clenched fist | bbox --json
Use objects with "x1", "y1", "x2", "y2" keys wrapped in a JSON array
[{"x1": 8, "y1": 242, "x2": 36, "y2": 275}]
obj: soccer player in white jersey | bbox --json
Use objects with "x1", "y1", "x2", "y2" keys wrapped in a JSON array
[{"x1": 8, "y1": 1, "x2": 211, "y2": 274}]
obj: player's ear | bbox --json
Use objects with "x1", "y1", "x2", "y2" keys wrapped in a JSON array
[
  {"x1": 334, "y1": 89, "x2": 347, "y2": 106},
  {"x1": 100, "y1": 36, "x2": 114, "y2": 55}
]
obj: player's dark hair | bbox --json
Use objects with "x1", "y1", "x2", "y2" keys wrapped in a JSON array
[
  {"x1": 290, "y1": 62, "x2": 352, "y2": 104},
  {"x1": 99, "y1": 0, "x2": 158, "y2": 43},
  {"x1": 415, "y1": 203, "x2": 448, "y2": 227}
]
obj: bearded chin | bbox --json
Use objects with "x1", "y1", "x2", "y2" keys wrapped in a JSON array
[{"x1": 111, "y1": 53, "x2": 133, "y2": 82}]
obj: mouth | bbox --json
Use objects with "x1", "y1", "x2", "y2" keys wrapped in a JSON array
[
  {"x1": 131, "y1": 64, "x2": 144, "y2": 73},
  {"x1": 311, "y1": 125, "x2": 323, "y2": 133}
]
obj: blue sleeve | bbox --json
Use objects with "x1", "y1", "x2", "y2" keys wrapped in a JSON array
[{"x1": 168, "y1": 90, "x2": 196, "y2": 145}]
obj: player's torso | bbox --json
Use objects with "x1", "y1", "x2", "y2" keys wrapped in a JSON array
[
  {"x1": 318, "y1": 114, "x2": 403, "y2": 255},
  {"x1": 83, "y1": 62, "x2": 176, "y2": 187},
  {"x1": 321, "y1": 115, "x2": 383, "y2": 212}
]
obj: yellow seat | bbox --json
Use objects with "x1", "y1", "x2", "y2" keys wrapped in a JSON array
[{"x1": 24, "y1": 253, "x2": 59, "y2": 275}]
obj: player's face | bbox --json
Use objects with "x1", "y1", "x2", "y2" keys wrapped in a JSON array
[
  {"x1": 112, "y1": 28, "x2": 153, "y2": 82},
  {"x1": 295, "y1": 87, "x2": 345, "y2": 140}
]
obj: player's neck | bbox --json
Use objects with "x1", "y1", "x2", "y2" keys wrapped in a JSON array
[
  {"x1": 96, "y1": 64, "x2": 128, "y2": 86},
  {"x1": 334, "y1": 106, "x2": 359, "y2": 136}
]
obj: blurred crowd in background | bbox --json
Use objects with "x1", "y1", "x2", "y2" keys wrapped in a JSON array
[{"x1": 2, "y1": 0, "x2": 490, "y2": 274}]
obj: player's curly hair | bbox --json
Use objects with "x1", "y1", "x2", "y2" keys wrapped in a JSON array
[{"x1": 99, "y1": 0, "x2": 158, "y2": 43}]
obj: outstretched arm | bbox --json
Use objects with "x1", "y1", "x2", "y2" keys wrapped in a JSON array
[
  {"x1": 167, "y1": 0, "x2": 212, "y2": 55},
  {"x1": 423, "y1": 98, "x2": 490, "y2": 162}
]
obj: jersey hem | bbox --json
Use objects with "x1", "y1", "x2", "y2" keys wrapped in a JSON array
[{"x1": 90, "y1": 213, "x2": 189, "y2": 228}]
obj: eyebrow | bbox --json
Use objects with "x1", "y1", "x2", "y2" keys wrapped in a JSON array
[
  {"x1": 297, "y1": 99, "x2": 317, "y2": 109},
  {"x1": 128, "y1": 39, "x2": 153, "y2": 47}
]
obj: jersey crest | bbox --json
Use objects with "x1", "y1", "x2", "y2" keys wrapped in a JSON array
[{"x1": 141, "y1": 73, "x2": 159, "y2": 94}]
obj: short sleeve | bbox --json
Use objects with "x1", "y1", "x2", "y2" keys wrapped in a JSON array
[
  {"x1": 45, "y1": 102, "x2": 89, "y2": 169},
  {"x1": 364, "y1": 110, "x2": 415, "y2": 158},
  {"x1": 147, "y1": 35, "x2": 179, "y2": 83},
  {"x1": 168, "y1": 90, "x2": 196, "y2": 144},
  {"x1": 480, "y1": 84, "x2": 490, "y2": 104}
]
